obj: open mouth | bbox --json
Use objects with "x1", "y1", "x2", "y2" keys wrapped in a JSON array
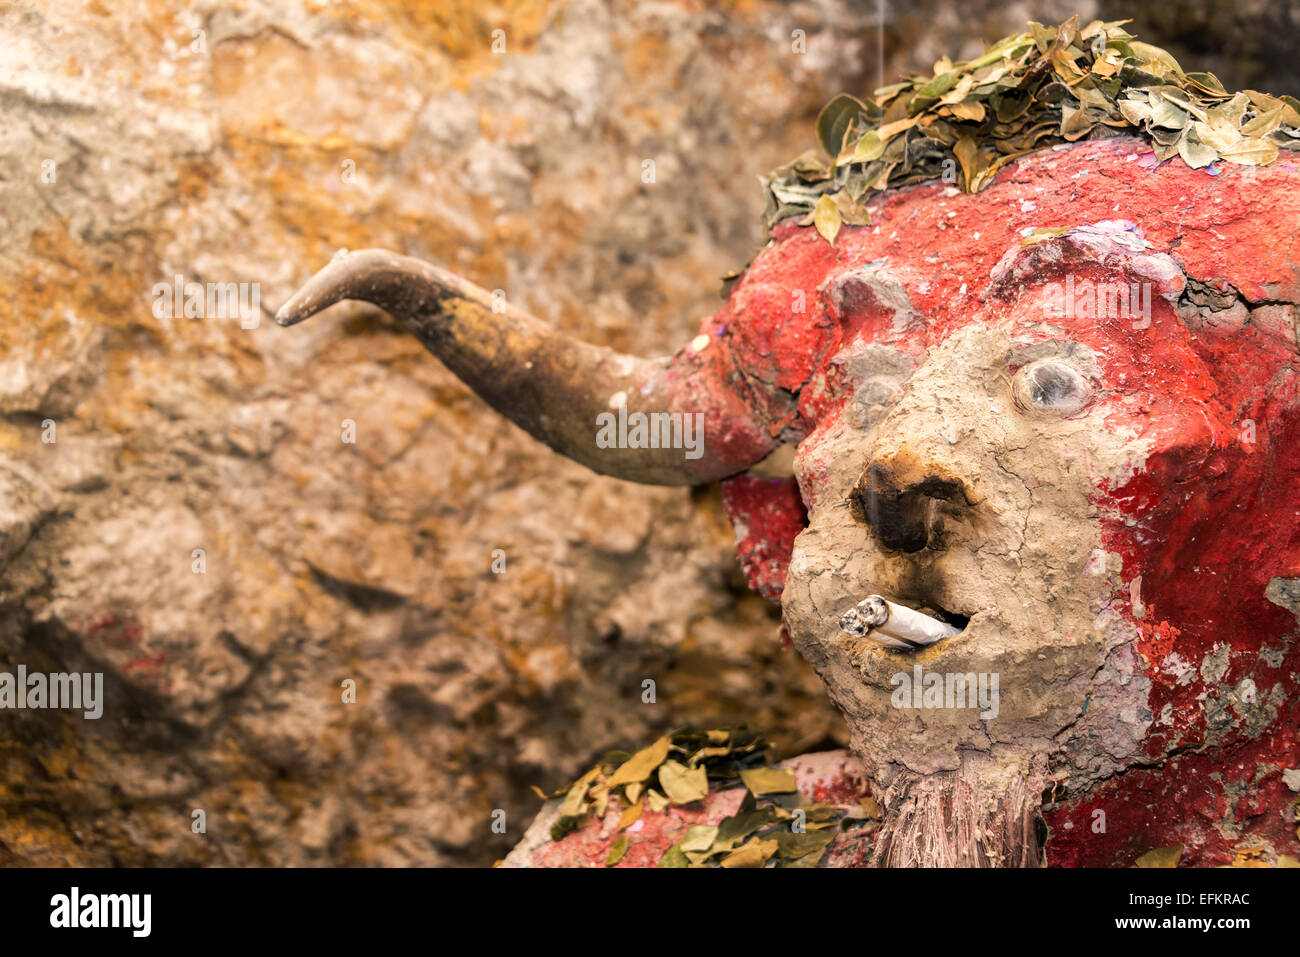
[{"x1": 839, "y1": 595, "x2": 972, "y2": 650}]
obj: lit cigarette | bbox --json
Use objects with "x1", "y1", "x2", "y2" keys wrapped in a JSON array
[{"x1": 838, "y1": 595, "x2": 961, "y2": 648}]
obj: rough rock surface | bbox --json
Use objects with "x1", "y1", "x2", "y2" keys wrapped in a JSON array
[{"x1": 4, "y1": 0, "x2": 1295, "y2": 868}]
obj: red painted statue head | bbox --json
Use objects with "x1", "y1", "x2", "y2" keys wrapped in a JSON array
[{"x1": 732, "y1": 137, "x2": 1300, "y2": 865}]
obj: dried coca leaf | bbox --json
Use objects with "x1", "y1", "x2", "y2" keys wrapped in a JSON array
[
  {"x1": 617, "y1": 796, "x2": 644, "y2": 831},
  {"x1": 1178, "y1": 131, "x2": 1219, "y2": 169},
  {"x1": 559, "y1": 766, "x2": 601, "y2": 817},
  {"x1": 658, "y1": 759, "x2": 709, "y2": 805},
  {"x1": 851, "y1": 130, "x2": 885, "y2": 163},
  {"x1": 812, "y1": 194, "x2": 842, "y2": 246},
  {"x1": 1134, "y1": 845, "x2": 1183, "y2": 868},
  {"x1": 1021, "y1": 225, "x2": 1073, "y2": 245},
  {"x1": 678, "y1": 824, "x2": 719, "y2": 853},
  {"x1": 606, "y1": 736, "x2": 671, "y2": 788},
  {"x1": 761, "y1": 16, "x2": 1298, "y2": 243},
  {"x1": 1241, "y1": 106, "x2": 1285, "y2": 138},
  {"x1": 713, "y1": 806, "x2": 779, "y2": 852},
  {"x1": 817, "y1": 94, "x2": 867, "y2": 157},
  {"x1": 657, "y1": 842, "x2": 689, "y2": 868},
  {"x1": 1220, "y1": 137, "x2": 1279, "y2": 166},
  {"x1": 605, "y1": 836, "x2": 629, "y2": 866},
  {"x1": 740, "y1": 766, "x2": 798, "y2": 795},
  {"x1": 775, "y1": 829, "x2": 836, "y2": 861},
  {"x1": 720, "y1": 837, "x2": 779, "y2": 868},
  {"x1": 948, "y1": 100, "x2": 986, "y2": 123}
]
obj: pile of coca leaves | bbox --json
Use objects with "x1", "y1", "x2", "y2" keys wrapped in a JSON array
[
  {"x1": 763, "y1": 15, "x2": 1300, "y2": 244},
  {"x1": 538, "y1": 727, "x2": 881, "y2": 868}
]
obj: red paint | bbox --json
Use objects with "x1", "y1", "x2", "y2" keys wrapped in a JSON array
[{"x1": 719, "y1": 475, "x2": 806, "y2": 601}]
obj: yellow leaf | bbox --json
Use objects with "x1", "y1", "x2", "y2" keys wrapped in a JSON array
[
  {"x1": 607, "y1": 736, "x2": 671, "y2": 787},
  {"x1": 874, "y1": 116, "x2": 920, "y2": 142},
  {"x1": 1135, "y1": 845, "x2": 1182, "y2": 868},
  {"x1": 658, "y1": 759, "x2": 709, "y2": 805},
  {"x1": 590, "y1": 782, "x2": 610, "y2": 819},
  {"x1": 953, "y1": 135, "x2": 985, "y2": 191},
  {"x1": 948, "y1": 100, "x2": 986, "y2": 122},
  {"x1": 740, "y1": 767, "x2": 798, "y2": 795},
  {"x1": 813, "y1": 194, "x2": 841, "y2": 246},
  {"x1": 678, "y1": 824, "x2": 718, "y2": 853},
  {"x1": 559, "y1": 766, "x2": 601, "y2": 817},
  {"x1": 720, "y1": 837, "x2": 779, "y2": 869},
  {"x1": 1219, "y1": 137, "x2": 1279, "y2": 166},
  {"x1": 617, "y1": 797, "x2": 644, "y2": 831}
]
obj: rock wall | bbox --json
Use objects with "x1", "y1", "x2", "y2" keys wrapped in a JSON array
[{"x1": 5, "y1": 0, "x2": 1287, "y2": 866}]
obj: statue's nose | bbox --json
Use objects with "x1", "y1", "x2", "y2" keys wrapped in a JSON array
[{"x1": 850, "y1": 450, "x2": 976, "y2": 553}]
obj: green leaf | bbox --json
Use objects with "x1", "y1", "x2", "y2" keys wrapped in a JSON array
[
  {"x1": 605, "y1": 836, "x2": 629, "y2": 866},
  {"x1": 872, "y1": 81, "x2": 911, "y2": 100},
  {"x1": 775, "y1": 828, "x2": 836, "y2": 862},
  {"x1": 915, "y1": 70, "x2": 960, "y2": 99},
  {"x1": 657, "y1": 843, "x2": 689, "y2": 868},
  {"x1": 550, "y1": 814, "x2": 584, "y2": 842},
  {"x1": 713, "y1": 807, "x2": 778, "y2": 853},
  {"x1": 816, "y1": 94, "x2": 866, "y2": 157},
  {"x1": 851, "y1": 130, "x2": 886, "y2": 163}
]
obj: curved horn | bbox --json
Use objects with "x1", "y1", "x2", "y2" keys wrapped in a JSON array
[{"x1": 276, "y1": 249, "x2": 785, "y2": 485}]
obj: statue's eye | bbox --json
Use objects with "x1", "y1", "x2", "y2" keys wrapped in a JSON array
[{"x1": 1011, "y1": 359, "x2": 1091, "y2": 416}]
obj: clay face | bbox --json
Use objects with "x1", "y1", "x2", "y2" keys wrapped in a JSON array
[{"x1": 782, "y1": 301, "x2": 1155, "y2": 788}]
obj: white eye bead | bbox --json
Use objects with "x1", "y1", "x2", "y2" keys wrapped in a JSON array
[{"x1": 1012, "y1": 359, "x2": 1091, "y2": 417}]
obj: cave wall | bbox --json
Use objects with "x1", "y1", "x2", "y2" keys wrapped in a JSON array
[{"x1": 6, "y1": 0, "x2": 1288, "y2": 866}]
